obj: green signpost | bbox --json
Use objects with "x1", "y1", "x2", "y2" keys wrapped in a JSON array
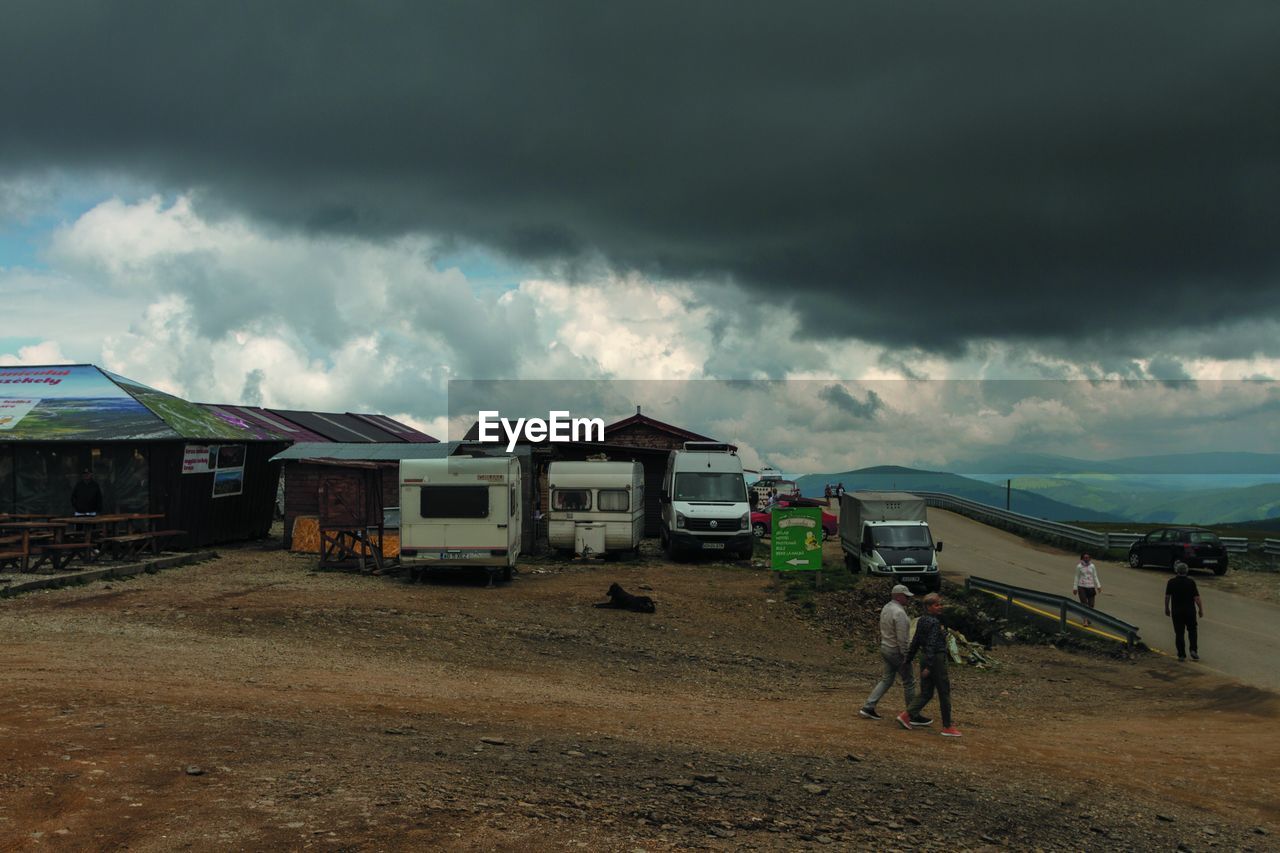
[{"x1": 770, "y1": 507, "x2": 823, "y2": 571}]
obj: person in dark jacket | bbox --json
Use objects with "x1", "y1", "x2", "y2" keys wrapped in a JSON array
[
  {"x1": 71, "y1": 469, "x2": 103, "y2": 516},
  {"x1": 1165, "y1": 562, "x2": 1204, "y2": 661},
  {"x1": 898, "y1": 593, "x2": 962, "y2": 737}
]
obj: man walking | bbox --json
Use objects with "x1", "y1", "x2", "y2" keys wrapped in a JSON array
[
  {"x1": 859, "y1": 584, "x2": 918, "y2": 721},
  {"x1": 1165, "y1": 562, "x2": 1204, "y2": 661},
  {"x1": 898, "y1": 593, "x2": 961, "y2": 737}
]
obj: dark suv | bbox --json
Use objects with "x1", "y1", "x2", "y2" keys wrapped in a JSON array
[{"x1": 1127, "y1": 527, "x2": 1229, "y2": 575}]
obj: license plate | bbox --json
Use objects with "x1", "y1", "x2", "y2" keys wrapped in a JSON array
[
  {"x1": 702, "y1": 542, "x2": 725, "y2": 550},
  {"x1": 425, "y1": 551, "x2": 486, "y2": 560},
  {"x1": 900, "y1": 575, "x2": 920, "y2": 583},
  {"x1": 1203, "y1": 559, "x2": 1217, "y2": 565}
]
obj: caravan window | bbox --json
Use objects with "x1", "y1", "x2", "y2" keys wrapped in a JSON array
[
  {"x1": 420, "y1": 485, "x2": 489, "y2": 519},
  {"x1": 598, "y1": 489, "x2": 629, "y2": 511},
  {"x1": 552, "y1": 489, "x2": 591, "y2": 511}
]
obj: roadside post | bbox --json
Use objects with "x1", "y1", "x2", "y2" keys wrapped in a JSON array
[{"x1": 771, "y1": 507, "x2": 823, "y2": 581}]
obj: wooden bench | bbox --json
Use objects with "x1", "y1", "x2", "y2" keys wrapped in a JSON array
[
  {"x1": 28, "y1": 541, "x2": 97, "y2": 573},
  {"x1": 102, "y1": 530, "x2": 186, "y2": 561}
]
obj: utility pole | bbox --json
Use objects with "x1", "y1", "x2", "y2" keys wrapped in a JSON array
[{"x1": 1006, "y1": 479, "x2": 1011, "y2": 511}]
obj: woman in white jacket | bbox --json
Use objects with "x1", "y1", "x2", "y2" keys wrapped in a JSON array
[{"x1": 1073, "y1": 553, "x2": 1102, "y2": 626}]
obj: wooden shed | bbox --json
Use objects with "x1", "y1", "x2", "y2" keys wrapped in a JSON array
[
  {"x1": 272, "y1": 442, "x2": 457, "y2": 549},
  {"x1": 0, "y1": 365, "x2": 289, "y2": 548}
]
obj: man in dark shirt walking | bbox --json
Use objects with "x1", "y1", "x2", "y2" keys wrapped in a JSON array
[
  {"x1": 898, "y1": 592, "x2": 961, "y2": 737},
  {"x1": 1165, "y1": 563, "x2": 1204, "y2": 661}
]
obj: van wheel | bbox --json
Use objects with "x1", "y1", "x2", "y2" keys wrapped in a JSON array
[
  {"x1": 844, "y1": 553, "x2": 861, "y2": 574},
  {"x1": 665, "y1": 538, "x2": 683, "y2": 562},
  {"x1": 502, "y1": 566, "x2": 513, "y2": 582},
  {"x1": 1212, "y1": 564, "x2": 1228, "y2": 576},
  {"x1": 407, "y1": 567, "x2": 420, "y2": 584},
  {"x1": 752, "y1": 522, "x2": 767, "y2": 538}
]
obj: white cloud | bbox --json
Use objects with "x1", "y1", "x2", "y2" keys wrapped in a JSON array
[{"x1": 0, "y1": 339, "x2": 72, "y2": 365}]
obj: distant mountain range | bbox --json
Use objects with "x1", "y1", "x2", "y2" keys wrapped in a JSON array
[
  {"x1": 795, "y1": 454, "x2": 1280, "y2": 525},
  {"x1": 794, "y1": 466, "x2": 1126, "y2": 522},
  {"x1": 950, "y1": 451, "x2": 1280, "y2": 486}
]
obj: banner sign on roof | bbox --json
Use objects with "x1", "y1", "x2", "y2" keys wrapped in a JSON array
[{"x1": 0, "y1": 366, "x2": 171, "y2": 441}]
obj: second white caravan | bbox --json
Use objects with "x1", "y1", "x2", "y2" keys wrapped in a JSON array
[{"x1": 546, "y1": 460, "x2": 645, "y2": 556}]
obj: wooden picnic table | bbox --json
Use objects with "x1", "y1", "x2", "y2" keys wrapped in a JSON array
[
  {"x1": 48, "y1": 513, "x2": 183, "y2": 562},
  {"x1": 0, "y1": 521, "x2": 70, "y2": 572},
  {"x1": 51, "y1": 514, "x2": 148, "y2": 542}
]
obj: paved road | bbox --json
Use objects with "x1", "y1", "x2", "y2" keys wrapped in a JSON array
[{"x1": 929, "y1": 508, "x2": 1280, "y2": 692}]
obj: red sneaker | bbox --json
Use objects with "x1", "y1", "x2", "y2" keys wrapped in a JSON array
[
  {"x1": 896, "y1": 711, "x2": 913, "y2": 730},
  {"x1": 940, "y1": 726, "x2": 962, "y2": 737}
]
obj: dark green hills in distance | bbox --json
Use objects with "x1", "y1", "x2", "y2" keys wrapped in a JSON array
[{"x1": 796, "y1": 452, "x2": 1280, "y2": 525}]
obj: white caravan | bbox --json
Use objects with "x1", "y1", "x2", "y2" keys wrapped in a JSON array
[
  {"x1": 547, "y1": 460, "x2": 645, "y2": 556},
  {"x1": 660, "y1": 442, "x2": 753, "y2": 560},
  {"x1": 398, "y1": 456, "x2": 522, "y2": 584}
]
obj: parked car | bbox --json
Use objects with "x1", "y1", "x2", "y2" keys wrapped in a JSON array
[
  {"x1": 751, "y1": 502, "x2": 838, "y2": 540},
  {"x1": 776, "y1": 494, "x2": 828, "y2": 508},
  {"x1": 1127, "y1": 527, "x2": 1229, "y2": 575}
]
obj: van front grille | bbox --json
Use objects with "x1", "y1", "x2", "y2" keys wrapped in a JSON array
[{"x1": 685, "y1": 517, "x2": 741, "y2": 532}]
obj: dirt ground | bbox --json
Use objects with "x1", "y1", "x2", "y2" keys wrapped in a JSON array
[{"x1": 1, "y1": 536, "x2": 1277, "y2": 851}]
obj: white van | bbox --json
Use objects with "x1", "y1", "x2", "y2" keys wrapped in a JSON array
[
  {"x1": 660, "y1": 442, "x2": 753, "y2": 560},
  {"x1": 547, "y1": 460, "x2": 644, "y2": 556},
  {"x1": 398, "y1": 456, "x2": 522, "y2": 584}
]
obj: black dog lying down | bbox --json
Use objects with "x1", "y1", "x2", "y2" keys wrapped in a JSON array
[{"x1": 595, "y1": 582, "x2": 656, "y2": 613}]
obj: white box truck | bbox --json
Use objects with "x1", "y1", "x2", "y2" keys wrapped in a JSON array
[
  {"x1": 398, "y1": 456, "x2": 522, "y2": 584},
  {"x1": 660, "y1": 442, "x2": 753, "y2": 560},
  {"x1": 839, "y1": 491, "x2": 942, "y2": 593},
  {"x1": 547, "y1": 460, "x2": 645, "y2": 556}
]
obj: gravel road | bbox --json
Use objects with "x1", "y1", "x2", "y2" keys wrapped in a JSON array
[{"x1": 0, "y1": 537, "x2": 1276, "y2": 850}]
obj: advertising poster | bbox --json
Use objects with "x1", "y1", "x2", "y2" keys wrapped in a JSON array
[{"x1": 182, "y1": 445, "x2": 213, "y2": 474}]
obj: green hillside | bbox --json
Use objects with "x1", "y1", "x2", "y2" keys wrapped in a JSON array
[{"x1": 1008, "y1": 479, "x2": 1280, "y2": 524}]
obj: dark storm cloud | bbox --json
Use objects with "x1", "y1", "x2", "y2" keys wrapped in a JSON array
[
  {"x1": 818, "y1": 384, "x2": 882, "y2": 420},
  {"x1": 4, "y1": 1, "x2": 1280, "y2": 353}
]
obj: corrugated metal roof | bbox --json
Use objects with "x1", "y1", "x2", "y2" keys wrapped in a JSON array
[
  {"x1": 272, "y1": 441, "x2": 461, "y2": 462},
  {"x1": 349, "y1": 412, "x2": 439, "y2": 443},
  {"x1": 217, "y1": 405, "x2": 333, "y2": 443},
  {"x1": 268, "y1": 409, "x2": 404, "y2": 443}
]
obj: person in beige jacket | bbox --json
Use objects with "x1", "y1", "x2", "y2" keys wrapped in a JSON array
[{"x1": 858, "y1": 584, "x2": 920, "y2": 722}]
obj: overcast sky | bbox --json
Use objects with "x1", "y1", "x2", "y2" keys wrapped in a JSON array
[{"x1": 3, "y1": 2, "x2": 1279, "y2": 466}]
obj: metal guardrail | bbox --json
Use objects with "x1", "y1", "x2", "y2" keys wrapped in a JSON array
[
  {"x1": 966, "y1": 575, "x2": 1141, "y2": 647},
  {"x1": 915, "y1": 492, "x2": 1109, "y2": 550},
  {"x1": 1220, "y1": 537, "x2": 1249, "y2": 554},
  {"x1": 916, "y1": 492, "x2": 1270, "y2": 555}
]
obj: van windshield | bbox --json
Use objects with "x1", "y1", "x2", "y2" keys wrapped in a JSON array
[
  {"x1": 674, "y1": 472, "x2": 747, "y2": 502},
  {"x1": 871, "y1": 525, "x2": 933, "y2": 549}
]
